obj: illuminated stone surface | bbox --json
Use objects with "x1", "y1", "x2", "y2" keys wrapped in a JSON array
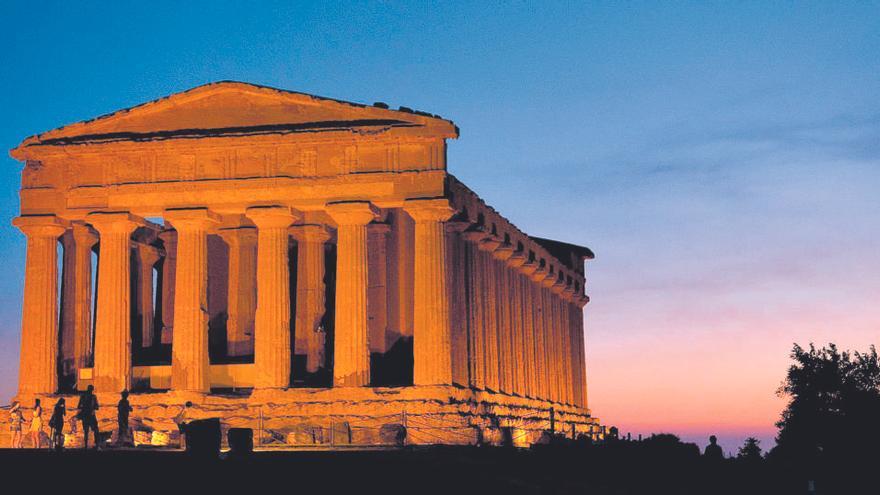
[{"x1": 7, "y1": 82, "x2": 599, "y2": 446}]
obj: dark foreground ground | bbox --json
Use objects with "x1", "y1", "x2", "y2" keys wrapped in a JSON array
[{"x1": 0, "y1": 444, "x2": 848, "y2": 494}]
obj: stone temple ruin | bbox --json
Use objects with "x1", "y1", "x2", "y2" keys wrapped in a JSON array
[{"x1": 7, "y1": 82, "x2": 599, "y2": 448}]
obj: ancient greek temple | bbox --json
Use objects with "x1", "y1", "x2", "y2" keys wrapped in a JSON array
[{"x1": 9, "y1": 82, "x2": 598, "y2": 446}]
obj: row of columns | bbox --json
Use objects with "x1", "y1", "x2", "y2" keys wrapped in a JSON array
[
  {"x1": 460, "y1": 225, "x2": 589, "y2": 407},
  {"x1": 14, "y1": 197, "x2": 458, "y2": 396}
]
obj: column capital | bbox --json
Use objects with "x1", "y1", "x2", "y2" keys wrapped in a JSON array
[
  {"x1": 519, "y1": 260, "x2": 539, "y2": 276},
  {"x1": 87, "y1": 211, "x2": 145, "y2": 234},
  {"x1": 403, "y1": 198, "x2": 455, "y2": 223},
  {"x1": 477, "y1": 235, "x2": 503, "y2": 252},
  {"x1": 541, "y1": 268, "x2": 559, "y2": 287},
  {"x1": 158, "y1": 229, "x2": 177, "y2": 247},
  {"x1": 506, "y1": 251, "x2": 527, "y2": 268},
  {"x1": 461, "y1": 225, "x2": 491, "y2": 243},
  {"x1": 246, "y1": 205, "x2": 300, "y2": 229},
  {"x1": 576, "y1": 294, "x2": 591, "y2": 308},
  {"x1": 13, "y1": 215, "x2": 69, "y2": 238},
  {"x1": 164, "y1": 208, "x2": 221, "y2": 231},
  {"x1": 325, "y1": 201, "x2": 379, "y2": 226},
  {"x1": 71, "y1": 222, "x2": 99, "y2": 247},
  {"x1": 218, "y1": 226, "x2": 258, "y2": 245},
  {"x1": 136, "y1": 243, "x2": 162, "y2": 267},
  {"x1": 530, "y1": 263, "x2": 549, "y2": 283},
  {"x1": 289, "y1": 224, "x2": 332, "y2": 243},
  {"x1": 492, "y1": 243, "x2": 515, "y2": 261}
]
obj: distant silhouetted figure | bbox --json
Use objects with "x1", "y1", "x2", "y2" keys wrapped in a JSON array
[
  {"x1": 116, "y1": 390, "x2": 133, "y2": 447},
  {"x1": 704, "y1": 435, "x2": 723, "y2": 461},
  {"x1": 174, "y1": 401, "x2": 193, "y2": 449},
  {"x1": 49, "y1": 397, "x2": 66, "y2": 450},
  {"x1": 77, "y1": 385, "x2": 100, "y2": 449}
]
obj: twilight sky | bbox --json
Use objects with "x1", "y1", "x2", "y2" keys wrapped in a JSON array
[{"x1": 1, "y1": 1, "x2": 878, "y2": 453}]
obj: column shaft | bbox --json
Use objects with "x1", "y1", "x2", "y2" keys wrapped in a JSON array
[
  {"x1": 290, "y1": 225, "x2": 330, "y2": 374},
  {"x1": 158, "y1": 231, "x2": 177, "y2": 345},
  {"x1": 248, "y1": 207, "x2": 298, "y2": 389},
  {"x1": 14, "y1": 217, "x2": 66, "y2": 394},
  {"x1": 166, "y1": 209, "x2": 218, "y2": 393},
  {"x1": 328, "y1": 201, "x2": 378, "y2": 387},
  {"x1": 405, "y1": 200, "x2": 456, "y2": 386},
  {"x1": 221, "y1": 228, "x2": 257, "y2": 357},
  {"x1": 89, "y1": 213, "x2": 141, "y2": 393},
  {"x1": 136, "y1": 245, "x2": 160, "y2": 348}
]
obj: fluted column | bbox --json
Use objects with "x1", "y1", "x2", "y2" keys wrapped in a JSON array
[
  {"x1": 575, "y1": 294, "x2": 590, "y2": 408},
  {"x1": 461, "y1": 227, "x2": 488, "y2": 390},
  {"x1": 477, "y1": 237, "x2": 502, "y2": 392},
  {"x1": 247, "y1": 206, "x2": 299, "y2": 389},
  {"x1": 289, "y1": 224, "x2": 331, "y2": 373},
  {"x1": 219, "y1": 227, "x2": 258, "y2": 357},
  {"x1": 165, "y1": 208, "x2": 219, "y2": 393},
  {"x1": 327, "y1": 201, "x2": 379, "y2": 387},
  {"x1": 158, "y1": 230, "x2": 177, "y2": 345},
  {"x1": 367, "y1": 223, "x2": 391, "y2": 355},
  {"x1": 59, "y1": 224, "x2": 98, "y2": 387},
  {"x1": 404, "y1": 199, "x2": 456, "y2": 386},
  {"x1": 519, "y1": 260, "x2": 541, "y2": 399},
  {"x1": 88, "y1": 212, "x2": 142, "y2": 393},
  {"x1": 136, "y1": 244, "x2": 161, "y2": 348},
  {"x1": 14, "y1": 215, "x2": 68, "y2": 395}
]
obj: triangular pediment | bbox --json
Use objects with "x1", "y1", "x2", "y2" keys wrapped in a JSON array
[{"x1": 15, "y1": 81, "x2": 456, "y2": 151}]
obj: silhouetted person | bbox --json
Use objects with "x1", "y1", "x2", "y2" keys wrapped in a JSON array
[
  {"x1": 49, "y1": 397, "x2": 66, "y2": 450},
  {"x1": 116, "y1": 390, "x2": 133, "y2": 447},
  {"x1": 174, "y1": 401, "x2": 193, "y2": 449},
  {"x1": 77, "y1": 385, "x2": 100, "y2": 449},
  {"x1": 704, "y1": 435, "x2": 724, "y2": 461}
]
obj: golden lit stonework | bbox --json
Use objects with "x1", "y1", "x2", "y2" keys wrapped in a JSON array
[{"x1": 9, "y1": 82, "x2": 597, "y2": 447}]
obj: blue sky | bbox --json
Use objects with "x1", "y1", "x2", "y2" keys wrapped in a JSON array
[{"x1": 2, "y1": 1, "x2": 878, "y2": 453}]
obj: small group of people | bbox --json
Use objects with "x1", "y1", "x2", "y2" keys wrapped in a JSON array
[{"x1": 7, "y1": 385, "x2": 132, "y2": 450}]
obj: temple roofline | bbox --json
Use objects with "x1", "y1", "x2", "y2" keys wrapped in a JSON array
[{"x1": 11, "y1": 81, "x2": 458, "y2": 157}]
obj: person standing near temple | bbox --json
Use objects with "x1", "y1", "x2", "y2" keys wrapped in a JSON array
[
  {"x1": 8, "y1": 401, "x2": 24, "y2": 448},
  {"x1": 77, "y1": 385, "x2": 100, "y2": 449},
  {"x1": 116, "y1": 390, "x2": 133, "y2": 447},
  {"x1": 173, "y1": 401, "x2": 193, "y2": 450},
  {"x1": 48, "y1": 397, "x2": 66, "y2": 450},
  {"x1": 29, "y1": 398, "x2": 43, "y2": 448}
]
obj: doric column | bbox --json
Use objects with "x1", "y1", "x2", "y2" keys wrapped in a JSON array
[
  {"x1": 326, "y1": 201, "x2": 379, "y2": 387},
  {"x1": 492, "y1": 244, "x2": 514, "y2": 394},
  {"x1": 462, "y1": 227, "x2": 490, "y2": 390},
  {"x1": 575, "y1": 295, "x2": 590, "y2": 409},
  {"x1": 520, "y1": 260, "x2": 542, "y2": 399},
  {"x1": 404, "y1": 199, "x2": 456, "y2": 386},
  {"x1": 246, "y1": 206, "x2": 299, "y2": 389},
  {"x1": 88, "y1": 212, "x2": 143, "y2": 393},
  {"x1": 559, "y1": 296, "x2": 572, "y2": 404},
  {"x1": 14, "y1": 215, "x2": 68, "y2": 395},
  {"x1": 136, "y1": 244, "x2": 161, "y2": 348},
  {"x1": 289, "y1": 224, "x2": 331, "y2": 374},
  {"x1": 367, "y1": 223, "x2": 390, "y2": 355},
  {"x1": 59, "y1": 224, "x2": 98, "y2": 388},
  {"x1": 158, "y1": 230, "x2": 177, "y2": 345},
  {"x1": 218, "y1": 227, "x2": 257, "y2": 357},
  {"x1": 164, "y1": 208, "x2": 219, "y2": 393},
  {"x1": 506, "y1": 252, "x2": 528, "y2": 397},
  {"x1": 477, "y1": 237, "x2": 502, "y2": 392}
]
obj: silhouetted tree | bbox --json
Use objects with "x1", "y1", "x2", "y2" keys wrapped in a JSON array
[
  {"x1": 770, "y1": 343, "x2": 880, "y2": 486},
  {"x1": 737, "y1": 437, "x2": 762, "y2": 461}
]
